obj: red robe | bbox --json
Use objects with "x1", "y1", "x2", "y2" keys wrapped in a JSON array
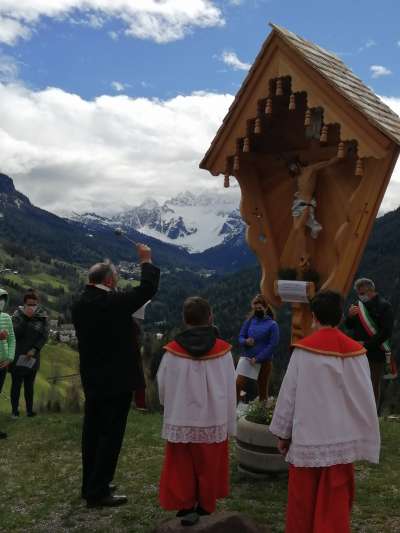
[
  {"x1": 277, "y1": 328, "x2": 371, "y2": 533},
  {"x1": 158, "y1": 338, "x2": 234, "y2": 513}
]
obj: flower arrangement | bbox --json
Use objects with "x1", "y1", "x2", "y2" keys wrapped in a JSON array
[{"x1": 245, "y1": 398, "x2": 276, "y2": 425}]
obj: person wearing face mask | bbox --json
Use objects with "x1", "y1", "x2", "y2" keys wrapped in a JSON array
[
  {"x1": 345, "y1": 278, "x2": 393, "y2": 406},
  {"x1": 237, "y1": 294, "x2": 280, "y2": 403},
  {"x1": 0, "y1": 289, "x2": 16, "y2": 438},
  {"x1": 72, "y1": 244, "x2": 159, "y2": 509},
  {"x1": 10, "y1": 289, "x2": 49, "y2": 418}
]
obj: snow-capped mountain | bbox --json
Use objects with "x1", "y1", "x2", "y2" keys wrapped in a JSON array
[{"x1": 71, "y1": 190, "x2": 244, "y2": 253}]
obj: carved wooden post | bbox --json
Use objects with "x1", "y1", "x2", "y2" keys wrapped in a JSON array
[{"x1": 200, "y1": 23, "x2": 400, "y2": 349}]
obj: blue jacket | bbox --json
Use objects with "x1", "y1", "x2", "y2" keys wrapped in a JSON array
[{"x1": 238, "y1": 316, "x2": 279, "y2": 363}]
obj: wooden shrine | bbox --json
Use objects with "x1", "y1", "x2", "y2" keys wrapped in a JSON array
[{"x1": 200, "y1": 24, "x2": 400, "y2": 342}]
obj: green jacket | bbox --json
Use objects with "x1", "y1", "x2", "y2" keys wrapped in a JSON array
[{"x1": 0, "y1": 288, "x2": 16, "y2": 362}]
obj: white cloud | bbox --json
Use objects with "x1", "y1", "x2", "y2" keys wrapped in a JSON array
[
  {"x1": 221, "y1": 51, "x2": 251, "y2": 71},
  {"x1": 0, "y1": 53, "x2": 19, "y2": 82},
  {"x1": 370, "y1": 65, "x2": 392, "y2": 78},
  {"x1": 0, "y1": 16, "x2": 31, "y2": 45},
  {"x1": 0, "y1": 1, "x2": 225, "y2": 45},
  {"x1": 108, "y1": 30, "x2": 119, "y2": 41},
  {"x1": 0, "y1": 82, "x2": 234, "y2": 214},
  {"x1": 357, "y1": 39, "x2": 377, "y2": 53},
  {"x1": 111, "y1": 81, "x2": 126, "y2": 92},
  {"x1": 378, "y1": 96, "x2": 400, "y2": 213}
]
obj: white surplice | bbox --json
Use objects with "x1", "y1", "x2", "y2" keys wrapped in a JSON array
[
  {"x1": 269, "y1": 348, "x2": 380, "y2": 467},
  {"x1": 157, "y1": 351, "x2": 237, "y2": 443}
]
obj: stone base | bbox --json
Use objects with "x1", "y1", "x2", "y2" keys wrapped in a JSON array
[{"x1": 152, "y1": 511, "x2": 270, "y2": 533}]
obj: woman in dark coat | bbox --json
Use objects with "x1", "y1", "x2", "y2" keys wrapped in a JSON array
[{"x1": 10, "y1": 289, "x2": 49, "y2": 417}]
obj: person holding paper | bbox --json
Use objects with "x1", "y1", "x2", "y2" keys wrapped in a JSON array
[
  {"x1": 157, "y1": 297, "x2": 236, "y2": 526},
  {"x1": 72, "y1": 244, "x2": 159, "y2": 508},
  {"x1": 237, "y1": 294, "x2": 279, "y2": 403},
  {"x1": 10, "y1": 289, "x2": 49, "y2": 418},
  {"x1": 0, "y1": 288, "x2": 16, "y2": 438}
]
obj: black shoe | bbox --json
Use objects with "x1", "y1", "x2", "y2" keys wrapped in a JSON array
[
  {"x1": 82, "y1": 484, "x2": 118, "y2": 500},
  {"x1": 176, "y1": 508, "x2": 195, "y2": 518},
  {"x1": 0, "y1": 431, "x2": 7, "y2": 439},
  {"x1": 87, "y1": 495, "x2": 128, "y2": 508},
  {"x1": 27, "y1": 412, "x2": 37, "y2": 418},
  {"x1": 181, "y1": 511, "x2": 199, "y2": 527},
  {"x1": 196, "y1": 506, "x2": 210, "y2": 516}
]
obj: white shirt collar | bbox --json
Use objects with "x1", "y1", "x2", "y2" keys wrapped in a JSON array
[{"x1": 94, "y1": 283, "x2": 112, "y2": 292}]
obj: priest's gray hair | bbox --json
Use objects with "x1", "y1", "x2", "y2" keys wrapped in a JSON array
[
  {"x1": 354, "y1": 278, "x2": 375, "y2": 291},
  {"x1": 88, "y1": 260, "x2": 117, "y2": 284}
]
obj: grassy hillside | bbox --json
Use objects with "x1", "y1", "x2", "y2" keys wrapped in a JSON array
[
  {"x1": 0, "y1": 341, "x2": 80, "y2": 413},
  {"x1": 0, "y1": 413, "x2": 399, "y2": 532}
]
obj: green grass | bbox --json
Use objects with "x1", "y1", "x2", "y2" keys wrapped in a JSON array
[
  {"x1": 0, "y1": 414, "x2": 400, "y2": 532},
  {"x1": 27, "y1": 272, "x2": 70, "y2": 291},
  {"x1": 0, "y1": 341, "x2": 80, "y2": 412}
]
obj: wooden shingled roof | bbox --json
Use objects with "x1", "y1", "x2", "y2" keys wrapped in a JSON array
[
  {"x1": 200, "y1": 24, "x2": 400, "y2": 171},
  {"x1": 270, "y1": 24, "x2": 400, "y2": 146}
]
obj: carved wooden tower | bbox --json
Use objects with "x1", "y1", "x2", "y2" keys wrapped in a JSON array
[{"x1": 200, "y1": 24, "x2": 400, "y2": 342}]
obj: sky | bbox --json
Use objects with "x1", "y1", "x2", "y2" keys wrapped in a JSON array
[{"x1": 0, "y1": 0, "x2": 399, "y2": 215}]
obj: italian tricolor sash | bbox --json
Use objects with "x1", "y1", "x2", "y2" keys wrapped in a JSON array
[
  {"x1": 357, "y1": 300, "x2": 391, "y2": 352},
  {"x1": 357, "y1": 301, "x2": 397, "y2": 379}
]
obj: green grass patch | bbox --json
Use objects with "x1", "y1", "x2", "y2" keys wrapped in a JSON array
[
  {"x1": 0, "y1": 341, "x2": 80, "y2": 413},
  {"x1": 27, "y1": 272, "x2": 69, "y2": 291},
  {"x1": 0, "y1": 414, "x2": 399, "y2": 532}
]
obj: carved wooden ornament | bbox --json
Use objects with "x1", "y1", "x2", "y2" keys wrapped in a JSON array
[{"x1": 200, "y1": 24, "x2": 400, "y2": 341}]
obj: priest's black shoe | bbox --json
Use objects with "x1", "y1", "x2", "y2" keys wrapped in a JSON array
[{"x1": 86, "y1": 495, "x2": 128, "y2": 508}]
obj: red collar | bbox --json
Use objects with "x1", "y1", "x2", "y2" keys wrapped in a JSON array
[
  {"x1": 293, "y1": 328, "x2": 365, "y2": 358},
  {"x1": 164, "y1": 339, "x2": 232, "y2": 360}
]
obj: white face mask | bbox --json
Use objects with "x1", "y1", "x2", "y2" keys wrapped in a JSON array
[
  {"x1": 0, "y1": 301, "x2": 5, "y2": 312},
  {"x1": 359, "y1": 294, "x2": 370, "y2": 303},
  {"x1": 25, "y1": 305, "x2": 38, "y2": 314}
]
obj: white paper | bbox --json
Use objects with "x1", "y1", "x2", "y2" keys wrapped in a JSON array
[
  {"x1": 16, "y1": 355, "x2": 36, "y2": 369},
  {"x1": 277, "y1": 280, "x2": 309, "y2": 303},
  {"x1": 132, "y1": 300, "x2": 150, "y2": 320},
  {"x1": 235, "y1": 356, "x2": 261, "y2": 380}
]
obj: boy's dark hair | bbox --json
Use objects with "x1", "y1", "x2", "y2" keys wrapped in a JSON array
[
  {"x1": 24, "y1": 288, "x2": 39, "y2": 303},
  {"x1": 183, "y1": 297, "x2": 211, "y2": 326},
  {"x1": 310, "y1": 290, "x2": 343, "y2": 327}
]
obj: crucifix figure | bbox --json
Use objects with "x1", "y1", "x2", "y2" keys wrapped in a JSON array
[{"x1": 280, "y1": 156, "x2": 339, "y2": 272}]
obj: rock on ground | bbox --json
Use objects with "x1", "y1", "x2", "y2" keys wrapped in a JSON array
[{"x1": 152, "y1": 511, "x2": 271, "y2": 533}]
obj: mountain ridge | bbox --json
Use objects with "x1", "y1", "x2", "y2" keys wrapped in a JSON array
[
  {"x1": 70, "y1": 189, "x2": 244, "y2": 253},
  {"x1": 0, "y1": 173, "x2": 255, "y2": 272}
]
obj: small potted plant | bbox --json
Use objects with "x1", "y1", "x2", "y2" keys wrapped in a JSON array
[{"x1": 236, "y1": 399, "x2": 288, "y2": 475}]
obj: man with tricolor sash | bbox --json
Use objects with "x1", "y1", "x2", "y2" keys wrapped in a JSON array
[{"x1": 345, "y1": 278, "x2": 394, "y2": 406}]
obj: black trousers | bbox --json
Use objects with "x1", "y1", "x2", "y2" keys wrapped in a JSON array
[
  {"x1": 82, "y1": 390, "x2": 133, "y2": 502},
  {"x1": 0, "y1": 368, "x2": 6, "y2": 393},
  {"x1": 10, "y1": 370, "x2": 37, "y2": 415}
]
